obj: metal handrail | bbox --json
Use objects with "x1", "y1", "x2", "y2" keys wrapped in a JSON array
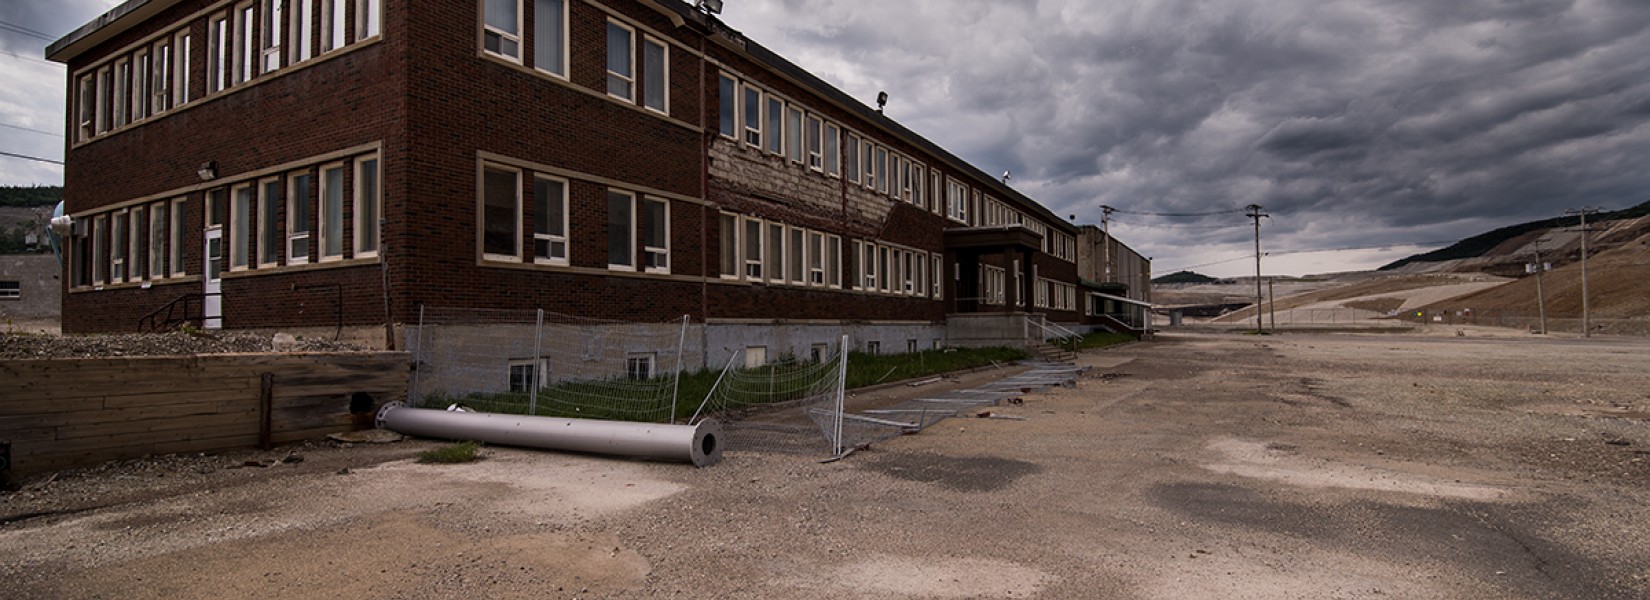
[{"x1": 1028, "y1": 317, "x2": 1082, "y2": 353}]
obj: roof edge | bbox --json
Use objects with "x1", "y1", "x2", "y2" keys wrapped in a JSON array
[{"x1": 47, "y1": 0, "x2": 178, "y2": 63}]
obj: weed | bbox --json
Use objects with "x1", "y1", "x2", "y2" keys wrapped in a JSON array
[{"x1": 416, "y1": 440, "x2": 482, "y2": 464}]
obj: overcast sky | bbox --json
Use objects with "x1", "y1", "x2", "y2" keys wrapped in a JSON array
[{"x1": 4, "y1": 1, "x2": 1649, "y2": 277}]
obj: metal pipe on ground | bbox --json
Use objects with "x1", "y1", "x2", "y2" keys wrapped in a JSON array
[{"x1": 376, "y1": 403, "x2": 723, "y2": 467}]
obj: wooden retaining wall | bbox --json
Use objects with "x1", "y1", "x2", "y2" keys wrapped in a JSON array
[{"x1": 0, "y1": 353, "x2": 410, "y2": 476}]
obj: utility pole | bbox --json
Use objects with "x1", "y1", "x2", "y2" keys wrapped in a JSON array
[
  {"x1": 1566, "y1": 207, "x2": 1599, "y2": 337},
  {"x1": 1100, "y1": 205, "x2": 1115, "y2": 283},
  {"x1": 1532, "y1": 239, "x2": 1547, "y2": 335},
  {"x1": 1246, "y1": 204, "x2": 1267, "y2": 333}
]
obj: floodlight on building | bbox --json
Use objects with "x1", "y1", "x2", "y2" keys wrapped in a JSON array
[
  {"x1": 876, "y1": 91, "x2": 888, "y2": 113},
  {"x1": 697, "y1": 0, "x2": 723, "y2": 15},
  {"x1": 197, "y1": 161, "x2": 217, "y2": 181}
]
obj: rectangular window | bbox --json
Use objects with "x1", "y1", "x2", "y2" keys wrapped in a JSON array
[
  {"x1": 826, "y1": 235, "x2": 841, "y2": 288},
  {"x1": 807, "y1": 231, "x2": 823, "y2": 285},
  {"x1": 236, "y1": 3, "x2": 256, "y2": 83},
  {"x1": 288, "y1": 171, "x2": 312, "y2": 264},
  {"x1": 259, "y1": 178, "x2": 281, "y2": 266},
  {"x1": 874, "y1": 147, "x2": 888, "y2": 194},
  {"x1": 0, "y1": 282, "x2": 18, "y2": 299},
  {"x1": 764, "y1": 96, "x2": 782, "y2": 155},
  {"x1": 626, "y1": 353, "x2": 655, "y2": 381},
  {"x1": 607, "y1": 190, "x2": 635, "y2": 268},
  {"x1": 320, "y1": 163, "x2": 345, "y2": 259},
  {"x1": 128, "y1": 208, "x2": 145, "y2": 280},
  {"x1": 766, "y1": 222, "x2": 784, "y2": 283},
  {"x1": 292, "y1": 0, "x2": 313, "y2": 63},
  {"x1": 208, "y1": 188, "x2": 228, "y2": 227},
  {"x1": 321, "y1": 0, "x2": 345, "y2": 52},
  {"x1": 356, "y1": 0, "x2": 380, "y2": 39},
  {"x1": 913, "y1": 164, "x2": 925, "y2": 208},
  {"x1": 862, "y1": 140, "x2": 875, "y2": 189},
  {"x1": 77, "y1": 74, "x2": 94, "y2": 141},
  {"x1": 742, "y1": 85, "x2": 762, "y2": 147},
  {"x1": 151, "y1": 40, "x2": 171, "y2": 113},
  {"x1": 209, "y1": 14, "x2": 229, "y2": 92},
  {"x1": 717, "y1": 74, "x2": 737, "y2": 138},
  {"x1": 904, "y1": 251, "x2": 916, "y2": 294},
  {"x1": 900, "y1": 158, "x2": 913, "y2": 202},
  {"x1": 866, "y1": 341, "x2": 880, "y2": 355},
  {"x1": 533, "y1": 175, "x2": 568, "y2": 265},
  {"x1": 483, "y1": 0, "x2": 521, "y2": 60},
  {"x1": 231, "y1": 184, "x2": 253, "y2": 269},
  {"x1": 786, "y1": 106, "x2": 804, "y2": 163},
  {"x1": 111, "y1": 212, "x2": 128, "y2": 282},
  {"x1": 805, "y1": 115, "x2": 823, "y2": 171},
  {"x1": 718, "y1": 213, "x2": 738, "y2": 278},
  {"x1": 642, "y1": 36, "x2": 667, "y2": 113},
  {"x1": 916, "y1": 252, "x2": 928, "y2": 298},
  {"x1": 113, "y1": 58, "x2": 130, "y2": 128},
  {"x1": 605, "y1": 21, "x2": 635, "y2": 100},
  {"x1": 132, "y1": 49, "x2": 150, "y2": 122},
  {"x1": 845, "y1": 133, "x2": 860, "y2": 183},
  {"x1": 878, "y1": 246, "x2": 891, "y2": 293},
  {"x1": 174, "y1": 32, "x2": 191, "y2": 105},
  {"x1": 261, "y1": 0, "x2": 284, "y2": 73},
  {"x1": 96, "y1": 66, "x2": 112, "y2": 133},
  {"x1": 743, "y1": 346, "x2": 766, "y2": 368},
  {"x1": 824, "y1": 123, "x2": 840, "y2": 177},
  {"x1": 354, "y1": 155, "x2": 381, "y2": 257},
  {"x1": 743, "y1": 218, "x2": 763, "y2": 280},
  {"x1": 862, "y1": 242, "x2": 877, "y2": 290},
  {"x1": 534, "y1": 0, "x2": 566, "y2": 76},
  {"x1": 170, "y1": 197, "x2": 187, "y2": 276},
  {"x1": 788, "y1": 227, "x2": 803, "y2": 285},
  {"x1": 641, "y1": 197, "x2": 668, "y2": 273},
  {"x1": 946, "y1": 179, "x2": 968, "y2": 223},
  {"x1": 482, "y1": 164, "x2": 521, "y2": 260},
  {"x1": 508, "y1": 359, "x2": 545, "y2": 392},
  {"x1": 93, "y1": 215, "x2": 107, "y2": 284}
]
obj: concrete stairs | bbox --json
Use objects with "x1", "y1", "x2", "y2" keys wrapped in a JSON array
[{"x1": 1028, "y1": 342, "x2": 1077, "y2": 364}]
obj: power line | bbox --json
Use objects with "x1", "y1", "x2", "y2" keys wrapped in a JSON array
[
  {"x1": 0, "y1": 49, "x2": 58, "y2": 67},
  {"x1": 1159, "y1": 240, "x2": 1457, "y2": 273},
  {"x1": 0, "y1": 150, "x2": 64, "y2": 165},
  {"x1": 1110, "y1": 207, "x2": 1250, "y2": 218},
  {"x1": 1113, "y1": 220, "x2": 1248, "y2": 230},
  {"x1": 0, "y1": 19, "x2": 56, "y2": 41},
  {"x1": 0, "y1": 121, "x2": 58, "y2": 137}
]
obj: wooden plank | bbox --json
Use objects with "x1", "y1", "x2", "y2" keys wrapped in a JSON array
[
  {"x1": 0, "y1": 397, "x2": 107, "y2": 416},
  {"x1": 16, "y1": 422, "x2": 262, "y2": 457},
  {"x1": 50, "y1": 411, "x2": 260, "y2": 442},
  {"x1": 100, "y1": 389, "x2": 258, "y2": 410},
  {"x1": 0, "y1": 399, "x2": 251, "y2": 429}
]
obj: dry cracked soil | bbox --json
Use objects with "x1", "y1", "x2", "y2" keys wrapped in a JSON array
[{"x1": 3, "y1": 330, "x2": 1649, "y2": 598}]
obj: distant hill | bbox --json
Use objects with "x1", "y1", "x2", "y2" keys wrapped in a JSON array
[
  {"x1": 1380, "y1": 199, "x2": 1650, "y2": 271},
  {"x1": 0, "y1": 185, "x2": 62, "y2": 208},
  {"x1": 1153, "y1": 270, "x2": 1218, "y2": 284}
]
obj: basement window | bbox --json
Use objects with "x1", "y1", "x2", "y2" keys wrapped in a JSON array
[
  {"x1": 627, "y1": 353, "x2": 656, "y2": 381},
  {"x1": 0, "y1": 281, "x2": 19, "y2": 299}
]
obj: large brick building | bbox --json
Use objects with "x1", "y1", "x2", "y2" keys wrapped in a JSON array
[{"x1": 48, "y1": 0, "x2": 1143, "y2": 373}]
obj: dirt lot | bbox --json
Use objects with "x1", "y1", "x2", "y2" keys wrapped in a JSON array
[{"x1": 4, "y1": 331, "x2": 1649, "y2": 599}]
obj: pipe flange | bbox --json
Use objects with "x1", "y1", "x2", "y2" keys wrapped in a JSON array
[{"x1": 376, "y1": 401, "x2": 406, "y2": 430}]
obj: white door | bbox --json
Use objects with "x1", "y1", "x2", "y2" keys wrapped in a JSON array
[{"x1": 204, "y1": 227, "x2": 223, "y2": 329}]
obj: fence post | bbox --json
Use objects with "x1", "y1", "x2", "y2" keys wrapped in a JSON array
[
  {"x1": 671, "y1": 314, "x2": 687, "y2": 424},
  {"x1": 410, "y1": 304, "x2": 425, "y2": 408},
  {"x1": 530, "y1": 308, "x2": 544, "y2": 415},
  {"x1": 834, "y1": 334, "x2": 849, "y2": 457}
]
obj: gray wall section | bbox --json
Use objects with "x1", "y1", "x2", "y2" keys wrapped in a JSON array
[
  {"x1": 406, "y1": 321, "x2": 947, "y2": 402},
  {"x1": 0, "y1": 254, "x2": 62, "y2": 319}
]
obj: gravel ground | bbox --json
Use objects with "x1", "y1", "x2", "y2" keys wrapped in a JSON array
[
  {"x1": 0, "y1": 330, "x2": 369, "y2": 359},
  {"x1": 3, "y1": 330, "x2": 1648, "y2": 598}
]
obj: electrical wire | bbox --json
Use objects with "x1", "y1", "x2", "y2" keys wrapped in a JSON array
[
  {"x1": 0, "y1": 122, "x2": 58, "y2": 137},
  {"x1": 1111, "y1": 220, "x2": 1249, "y2": 230},
  {"x1": 1110, "y1": 207, "x2": 1249, "y2": 218},
  {"x1": 0, "y1": 49, "x2": 59, "y2": 67},
  {"x1": 0, "y1": 19, "x2": 56, "y2": 41},
  {"x1": 0, "y1": 150, "x2": 64, "y2": 165},
  {"x1": 1159, "y1": 240, "x2": 1456, "y2": 273}
]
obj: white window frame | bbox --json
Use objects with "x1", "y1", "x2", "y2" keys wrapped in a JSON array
[
  {"x1": 827, "y1": 234, "x2": 842, "y2": 289},
  {"x1": 805, "y1": 114, "x2": 823, "y2": 172},
  {"x1": 533, "y1": 174, "x2": 570, "y2": 266},
  {"x1": 208, "y1": 13, "x2": 229, "y2": 93},
  {"x1": 742, "y1": 216, "x2": 764, "y2": 281},
  {"x1": 626, "y1": 353, "x2": 656, "y2": 381},
  {"x1": 807, "y1": 230, "x2": 824, "y2": 286},
  {"x1": 718, "y1": 212, "x2": 740, "y2": 280},
  {"x1": 261, "y1": 0, "x2": 284, "y2": 74},
  {"x1": 946, "y1": 179, "x2": 969, "y2": 223},
  {"x1": 787, "y1": 226, "x2": 804, "y2": 285},
  {"x1": 235, "y1": 2, "x2": 256, "y2": 84},
  {"x1": 933, "y1": 254, "x2": 943, "y2": 299},
  {"x1": 534, "y1": 0, "x2": 568, "y2": 77},
  {"x1": 508, "y1": 358, "x2": 548, "y2": 392},
  {"x1": 824, "y1": 123, "x2": 840, "y2": 177},
  {"x1": 765, "y1": 95, "x2": 783, "y2": 155},
  {"x1": 291, "y1": 0, "x2": 313, "y2": 64},
  {"x1": 766, "y1": 222, "x2": 784, "y2": 284},
  {"x1": 321, "y1": 0, "x2": 345, "y2": 53},
  {"x1": 642, "y1": 35, "x2": 668, "y2": 114},
  {"x1": 481, "y1": 163, "x2": 523, "y2": 262},
  {"x1": 287, "y1": 170, "x2": 312, "y2": 265},
  {"x1": 353, "y1": 154, "x2": 381, "y2": 258},
  {"x1": 356, "y1": 0, "x2": 380, "y2": 40},
  {"x1": 717, "y1": 73, "x2": 738, "y2": 139},
  {"x1": 607, "y1": 189, "x2": 637, "y2": 270},
  {"x1": 174, "y1": 31, "x2": 192, "y2": 105},
  {"x1": 129, "y1": 207, "x2": 146, "y2": 280},
  {"x1": 258, "y1": 177, "x2": 283, "y2": 267},
  {"x1": 742, "y1": 84, "x2": 762, "y2": 148},
  {"x1": 605, "y1": 19, "x2": 636, "y2": 101},
  {"x1": 112, "y1": 57, "x2": 130, "y2": 129},
  {"x1": 845, "y1": 132, "x2": 860, "y2": 183},
  {"x1": 150, "y1": 39, "x2": 171, "y2": 114},
  {"x1": 230, "y1": 183, "x2": 253, "y2": 271},
  {"x1": 77, "y1": 74, "x2": 95, "y2": 141},
  {"x1": 786, "y1": 105, "x2": 804, "y2": 164},
  {"x1": 93, "y1": 215, "x2": 108, "y2": 285},
  {"x1": 132, "y1": 48, "x2": 151, "y2": 123},
  {"x1": 641, "y1": 196, "x2": 670, "y2": 274},
  {"x1": 96, "y1": 65, "x2": 112, "y2": 133},
  {"x1": 170, "y1": 197, "x2": 187, "y2": 277},
  {"x1": 482, "y1": 0, "x2": 523, "y2": 62},
  {"x1": 318, "y1": 162, "x2": 346, "y2": 261}
]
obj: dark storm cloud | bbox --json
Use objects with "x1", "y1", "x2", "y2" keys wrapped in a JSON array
[{"x1": 723, "y1": 0, "x2": 1650, "y2": 274}]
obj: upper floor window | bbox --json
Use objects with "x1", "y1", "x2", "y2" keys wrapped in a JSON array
[
  {"x1": 261, "y1": 0, "x2": 285, "y2": 73},
  {"x1": 785, "y1": 106, "x2": 804, "y2": 164},
  {"x1": 533, "y1": 175, "x2": 569, "y2": 265},
  {"x1": 321, "y1": 0, "x2": 345, "y2": 52},
  {"x1": 291, "y1": 0, "x2": 313, "y2": 63},
  {"x1": 805, "y1": 115, "x2": 823, "y2": 171},
  {"x1": 356, "y1": 0, "x2": 381, "y2": 40},
  {"x1": 640, "y1": 197, "x2": 669, "y2": 273},
  {"x1": 288, "y1": 170, "x2": 312, "y2": 264},
  {"x1": 642, "y1": 36, "x2": 667, "y2": 113},
  {"x1": 235, "y1": 3, "x2": 256, "y2": 84},
  {"x1": 354, "y1": 155, "x2": 381, "y2": 257},
  {"x1": 764, "y1": 96, "x2": 782, "y2": 155},
  {"x1": 605, "y1": 21, "x2": 635, "y2": 101},
  {"x1": 534, "y1": 0, "x2": 566, "y2": 76},
  {"x1": 742, "y1": 85, "x2": 762, "y2": 147},
  {"x1": 483, "y1": 0, "x2": 521, "y2": 61},
  {"x1": 607, "y1": 190, "x2": 635, "y2": 269},
  {"x1": 482, "y1": 164, "x2": 521, "y2": 261},
  {"x1": 824, "y1": 123, "x2": 840, "y2": 177},
  {"x1": 845, "y1": 133, "x2": 860, "y2": 183},
  {"x1": 717, "y1": 74, "x2": 737, "y2": 138}
]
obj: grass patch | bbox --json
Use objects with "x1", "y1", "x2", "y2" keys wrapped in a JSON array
[
  {"x1": 1075, "y1": 331, "x2": 1135, "y2": 350},
  {"x1": 427, "y1": 346, "x2": 1030, "y2": 423},
  {"x1": 416, "y1": 440, "x2": 482, "y2": 464}
]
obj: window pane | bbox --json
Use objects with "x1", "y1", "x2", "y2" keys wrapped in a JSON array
[
  {"x1": 766, "y1": 223, "x2": 783, "y2": 281},
  {"x1": 786, "y1": 107, "x2": 803, "y2": 162},
  {"x1": 606, "y1": 23, "x2": 632, "y2": 99},
  {"x1": 261, "y1": 180, "x2": 280, "y2": 264},
  {"x1": 483, "y1": 168, "x2": 518, "y2": 256},
  {"x1": 642, "y1": 198, "x2": 666, "y2": 248},
  {"x1": 607, "y1": 192, "x2": 633, "y2": 266},
  {"x1": 719, "y1": 214, "x2": 737, "y2": 276},
  {"x1": 825, "y1": 124, "x2": 839, "y2": 175},
  {"x1": 232, "y1": 187, "x2": 252, "y2": 267},
  {"x1": 534, "y1": 177, "x2": 564, "y2": 237},
  {"x1": 534, "y1": 0, "x2": 564, "y2": 74},
  {"x1": 485, "y1": 0, "x2": 517, "y2": 33},
  {"x1": 743, "y1": 86, "x2": 761, "y2": 145},
  {"x1": 322, "y1": 167, "x2": 344, "y2": 257},
  {"x1": 718, "y1": 76, "x2": 736, "y2": 137},
  {"x1": 744, "y1": 219, "x2": 761, "y2": 278},
  {"x1": 357, "y1": 158, "x2": 380, "y2": 253},
  {"x1": 788, "y1": 228, "x2": 802, "y2": 282},
  {"x1": 765, "y1": 97, "x2": 782, "y2": 154},
  {"x1": 643, "y1": 38, "x2": 666, "y2": 111}
]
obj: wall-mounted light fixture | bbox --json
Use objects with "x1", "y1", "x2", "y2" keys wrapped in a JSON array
[
  {"x1": 197, "y1": 161, "x2": 217, "y2": 181},
  {"x1": 876, "y1": 91, "x2": 888, "y2": 113},
  {"x1": 697, "y1": 0, "x2": 723, "y2": 15}
]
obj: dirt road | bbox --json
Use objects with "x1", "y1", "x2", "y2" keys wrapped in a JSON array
[{"x1": 4, "y1": 331, "x2": 1648, "y2": 598}]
